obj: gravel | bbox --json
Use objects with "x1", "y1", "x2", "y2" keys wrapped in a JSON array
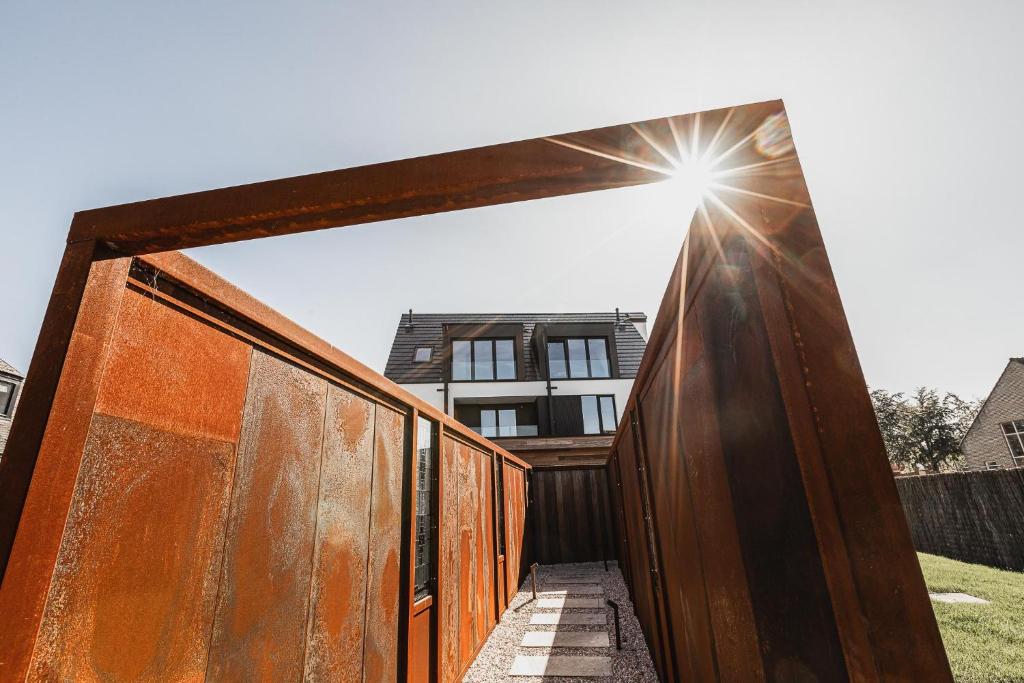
[{"x1": 463, "y1": 561, "x2": 658, "y2": 682}]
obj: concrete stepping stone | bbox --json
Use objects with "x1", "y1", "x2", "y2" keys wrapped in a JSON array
[
  {"x1": 510, "y1": 655, "x2": 612, "y2": 677},
  {"x1": 536, "y1": 597, "x2": 603, "y2": 609},
  {"x1": 530, "y1": 612, "x2": 607, "y2": 625},
  {"x1": 521, "y1": 631, "x2": 610, "y2": 648},
  {"x1": 540, "y1": 585, "x2": 604, "y2": 595},
  {"x1": 930, "y1": 592, "x2": 990, "y2": 604}
]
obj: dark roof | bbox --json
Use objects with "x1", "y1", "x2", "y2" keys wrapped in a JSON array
[{"x1": 384, "y1": 312, "x2": 648, "y2": 383}]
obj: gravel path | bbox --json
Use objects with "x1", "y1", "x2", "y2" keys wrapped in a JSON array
[{"x1": 463, "y1": 561, "x2": 658, "y2": 682}]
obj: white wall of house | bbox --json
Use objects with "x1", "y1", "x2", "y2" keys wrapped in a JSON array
[{"x1": 400, "y1": 382, "x2": 444, "y2": 412}]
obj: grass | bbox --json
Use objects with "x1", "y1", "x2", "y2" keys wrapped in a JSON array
[{"x1": 918, "y1": 553, "x2": 1024, "y2": 682}]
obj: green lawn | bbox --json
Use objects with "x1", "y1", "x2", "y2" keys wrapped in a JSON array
[{"x1": 918, "y1": 553, "x2": 1024, "y2": 682}]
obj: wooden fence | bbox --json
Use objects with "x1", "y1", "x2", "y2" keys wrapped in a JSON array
[
  {"x1": 0, "y1": 252, "x2": 529, "y2": 682},
  {"x1": 896, "y1": 469, "x2": 1024, "y2": 571},
  {"x1": 530, "y1": 466, "x2": 614, "y2": 564}
]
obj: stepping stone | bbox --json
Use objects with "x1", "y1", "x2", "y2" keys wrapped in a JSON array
[
  {"x1": 521, "y1": 631, "x2": 610, "y2": 648},
  {"x1": 511, "y1": 655, "x2": 612, "y2": 677},
  {"x1": 540, "y1": 585, "x2": 604, "y2": 595},
  {"x1": 536, "y1": 597, "x2": 603, "y2": 609},
  {"x1": 930, "y1": 592, "x2": 990, "y2": 604},
  {"x1": 531, "y1": 612, "x2": 607, "y2": 625}
]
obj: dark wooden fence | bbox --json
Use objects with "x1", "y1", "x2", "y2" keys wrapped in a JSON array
[
  {"x1": 530, "y1": 466, "x2": 614, "y2": 564},
  {"x1": 896, "y1": 469, "x2": 1024, "y2": 571},
  {"x1": 0, "y1": 252, "x2": 530, "y2": 682}
]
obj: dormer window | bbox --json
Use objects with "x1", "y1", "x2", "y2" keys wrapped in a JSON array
[
  {"x1": 413, "y1": 347, "x2": 433, "y2": 363},
  {"x1": 451, "y1": 339, "x2": 516, "y2": 381},
  {"x1": 0, "y1": 379, "x2": 16, "y2": 418},
  {"x1": 547, "y1": 338, "x2": 611, "y2": 379}
]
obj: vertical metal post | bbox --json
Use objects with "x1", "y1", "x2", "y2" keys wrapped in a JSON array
[
  {"x1": 607, "y1": 599, "x2": 622, "y2": 650},
  {"x1": 530, "y1": 563, "x2": 538, "y2": 601}
]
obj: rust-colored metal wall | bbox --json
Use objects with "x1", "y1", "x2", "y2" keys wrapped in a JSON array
[
  {"x1": 607, "y1": 109, "x2": 952, "y2": 681},
  {"x1": 0, "y1": 253, "x2": 529, "y2": 682}
]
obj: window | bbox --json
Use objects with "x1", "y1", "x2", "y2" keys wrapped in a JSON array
[
  {"x1": 0, "y1": 380, "x2": 15, "y2": 417},
  {"x1": 547, "y1": 338, "x2": 611, "y2": 379},
  {"x1": 1000, "y1": 420, "x2": 1024, "y2": 465},
  {"x1": 455, "y1": 401, "x2": 539, "y2": 438},
  {"x1": 414, "y1": 417, "x2": 437, "y2": 600},
  {"x1": 481, "y1": 408, "x2": 517, "y2": 437},
  {"x1": 413, "y1": 346, "x2": 433, "y2": 363},
  {"x1": 451, "y1": 338, "x2": 516, "y2": 380},
  {"x1": 581, "y1": 395, "x2": 617, "y2": 434}
]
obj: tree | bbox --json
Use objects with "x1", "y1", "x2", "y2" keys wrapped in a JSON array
[{"x1": 869, "y1": 387, "x2": 981, "y2": 473}]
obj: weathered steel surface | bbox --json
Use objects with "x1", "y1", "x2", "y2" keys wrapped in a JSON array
[
  {"x1": 0, "y1": 242, "x2": 105, "y2": 580},
  {"x1": 29, "y1": 414, "x2": 237, "y2": 680},
  {"x1": 69, "y1": 135, "x2": 666, "y2": 254},
  {"x1": 608, "y1": 104, "x2": 952, "y2": 680},
  {"x1": 502, "y1": 463, "x2": 526, "y2": 592},
  {"x1": 438, "y1": 436, "x2": 460, "y2": 683},
  {"x1": 475, "y1": 449, "x2": 494, "y2": 637},
  {"x1": 456, "y1": 440, "x2": 476, "y2": 671},
  {"x1": 303, "y1": 384, "x2": 376, "y2": 682},
  {"x1": 94, "y1": 288, "x2": 252, "y2": 442},
  {"x1": 362, "y1": 404, "x2": 406, "y2": 682},
  {"x1": 206, "y1": 350, "x2": 327, "y2": 681},
  {"x1": 0, "y1": 253, "x2": 131, "y2": 681},
  {"x1": 409, "y1": 603, "x2": 432, "y2": 683}
]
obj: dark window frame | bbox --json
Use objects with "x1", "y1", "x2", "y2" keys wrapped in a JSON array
[
  {"x1": 581, "y1": 394, "x2": 617, "y2": 434},
  {"x1": 547, "y1": 337, "x2": 612, "y2": 379},
  {"x1": 413, "y1": 416, "x2": 438, "y2": 601},
  {"x1": 450, "y1": 337, "x2": 517, "y2": 382},
  {"x1": 1000, "y1": 420, "x2": 1024, "y2": 465},
  {"x1": 0, "y1": 379, "x2": 17, "y2": 418}
]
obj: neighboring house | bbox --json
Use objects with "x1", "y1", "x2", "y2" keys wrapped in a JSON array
[
  {"x1": 0, "y1": 358, "x2": 25, "y2": 460},
  {"x1": 961, "y1": 357, "x2": 1024, "y2": 470},
  {"x1": 383, "y1": 311, "x2": 647, "y2": 466}
]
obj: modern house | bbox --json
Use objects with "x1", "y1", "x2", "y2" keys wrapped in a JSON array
[
  {"x1": 0, "y1": 358, "x2": 24, "y2": 459},
  {"x1": 383, "y1": 311, "x2": 648, "y2": 466},
  {"x1": 961, "y1": 357, "x2": 1024, "y2": 470}
]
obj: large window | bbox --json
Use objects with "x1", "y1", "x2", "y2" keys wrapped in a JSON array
[
  {"x1": 547, "y1": 338, "x2": 611, "y2": 379},
  {"x1": 581, "y1": 395, "x2": 617, "y2": 434},
  {"x1": 414, "y1": 417, "x2": 437, "y2": 600},
  {"x1": 455, "y1": 401, "x2": 539, "y2": 438},
  {"x1": 0, "y1": 380, "x2": 16, "y2": 418},
  {"x1": 451, "y1": 338, "x2": 516, "y2": 381},
  {"x1": 1001, "y1": 420, "x2": 1024, "y2": 465}
]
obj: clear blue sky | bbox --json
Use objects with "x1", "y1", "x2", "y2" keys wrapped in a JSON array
[{"x1": 2, "y1": 0, "x2": 1021, "y2": 399}]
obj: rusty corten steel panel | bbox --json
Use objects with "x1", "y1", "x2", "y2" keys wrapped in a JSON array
[
  {"x1": 361, "y1": 404, "x2": 406, "y2": 682},
  {"x1": 439, "y1": 436, "x2": 461, "y2": 683},
  {"x1": 27, "y1": 414, "x2": 238, "y2": 680},
  {"x1": 503, "y1": 464, "x2": 525, "y2": 590},
  {"x1": 474, "y1": 449, "x2": 494, "y2": 638},
  {"x1": 302, "y1": 384, "x2": 376, "y2": 682},
  {"x1": 456, "y1": 440, "x2": 477, "y2": 671},
  {"x1": 94, "y1": 287, "x2": 252, "y2": 442},
  {"x1": 0, "y1": 254, "x2": 131, "y2": 681},
  {"x1": 637, "y1": 347, "x2": 719, "y2": 681},
  {"x1": 409, "y1": 605, "x2": 432, "y2": 683},
  {"x1": 676, "y1": 313, "x2": 764, "y2": 680},
  {"x1": 206, "y1": 349, "x2": 327, "y2": 681}
]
